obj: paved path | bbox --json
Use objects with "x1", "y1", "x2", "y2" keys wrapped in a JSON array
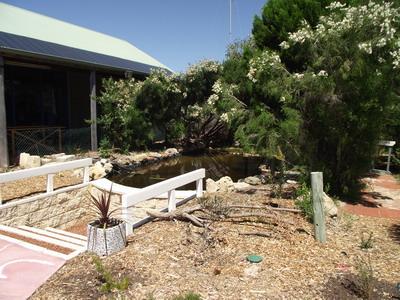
[
  {"x1": 343, "y1": 174, "x2": 400, "y2": 218},
  {"x1": 0, "y1": 238, "x2": 65, "y2": 300}
]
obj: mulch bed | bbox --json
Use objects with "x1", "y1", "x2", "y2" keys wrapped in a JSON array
[
  {"x1": 0, "y1": 170, "x2": 82, "y2": 203},
  {"x1": 30, "y1": 188, "x2": 400, "y2": 300}
]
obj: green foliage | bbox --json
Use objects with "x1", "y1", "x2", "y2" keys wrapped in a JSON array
[
  {"x1": 360, "y1": 232, "x2": 374, "y2": 250},
  {"x1": 136, "y1": 70, "x2": 184, "y2": 142},
  {"x1": 235, "y1": 105, "x2": 300, "y2": 167},
  {"x1": 97, "y1": 78, "x2": 153, "y2": 151},
  {"x1": 295, "y1": 182, "x2": 313, "y2": 221},
  {"x1": 98, "y1": 138, "x2": 112, "y2": 158},
  {"x1": 172, "y1": 292, "x2": 202, "y2": 300},
  {"x1": 252, "y1": 0, "x2": 331, "y2": 51},
  {"x1": 354, "y1": 255, "x2": 375, "y2": 299},
  {"x1": 93, "y1": 256, "x2": 129, "y2": 293}
]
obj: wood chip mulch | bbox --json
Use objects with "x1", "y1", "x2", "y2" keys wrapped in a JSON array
[
  {"x1": 30, "y1": 188, "x2": 400, "y2": 300},
  {"x1": 0, "y1": 170, "x2": 82, "y2": 203}
]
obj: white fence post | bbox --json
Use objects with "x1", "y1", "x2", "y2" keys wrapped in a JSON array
[
  {"x1": 168, "y1": 189, "x2": 176, "y2": 212},
  {"x1": 46, "y1": 174, "x2": 54, "y2": 193},
  {"x1": 196, "y1": 178, "x2": 203, "y2": 198},
  {"x1": 83, "y1": 166, "x2": 90, "y2": 183},
  {"x1": 121, "y1": 195, "x2": 133, "y2": 236}
]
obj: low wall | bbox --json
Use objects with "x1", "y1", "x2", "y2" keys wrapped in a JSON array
[{"x1": 0, "y1": 187, "x2": 91, "y2": 229}]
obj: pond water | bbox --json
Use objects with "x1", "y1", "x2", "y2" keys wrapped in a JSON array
[{"x1": 110, "y1": 152, "x2": 264, "y2": 189}]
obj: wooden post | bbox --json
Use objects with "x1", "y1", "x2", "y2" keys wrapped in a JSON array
[
  {"x1": 311, "y1": 172, "x2": 326, "y2": 243},
  {"x1": 168, "y1": 189, "x2": 176, "y2": 212},
  {"x1": 0, "y1": 57, "x2": 9, "y2": 167},
  {"x1": 89, "y1": 71, "x2": 98, "y2": 151},
  {"x1": 387, "y1": 147, "x2": 392, "y2": 172}
]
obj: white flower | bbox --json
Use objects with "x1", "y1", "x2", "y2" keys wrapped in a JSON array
[
  {"x1": 220, "y1": 113, "x2": 229, "y2": 123},
  {"x1": 279, "y1": 41, "x2": 290, "y2": 50},
  {"x1": 358, "y1": 42, "x2": 372, "y2": 54},
  {"x1": 207, "y1": 94, "x2": 219, "y2": 105},
  {"x1": 317, "y1": 70, "x2": 328, "y2": 77},
  {"x1": 293, "y1": 73, "x2": 304, "y2": 79}
]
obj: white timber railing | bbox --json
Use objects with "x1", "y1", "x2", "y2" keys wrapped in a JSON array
[
  {"x1": 0, "y1": 158, "x2": 92, "y2": 205},
  {"x1": 121, "y1": 168, "x2": 206, "y2": 235}
]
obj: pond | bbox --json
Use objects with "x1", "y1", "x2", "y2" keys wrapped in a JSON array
[{"x1": 110, "y1": 152, "x2": 264, "y2": 188}]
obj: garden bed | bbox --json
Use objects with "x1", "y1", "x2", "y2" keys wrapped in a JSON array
[{"x1": 31, "y1": 187, "x2": 400, "y2": 299}]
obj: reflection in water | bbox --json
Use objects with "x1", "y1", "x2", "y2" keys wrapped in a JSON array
[{"x1": 110, "y1": 152, "x2": 264, "y2": 188}]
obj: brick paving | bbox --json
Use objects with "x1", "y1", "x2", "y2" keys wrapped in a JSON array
[{"x1": 342, "y1": 173, "x2": 400, "y2": 218}]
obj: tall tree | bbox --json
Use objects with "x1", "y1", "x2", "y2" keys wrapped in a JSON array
[{"x1": 252, "y1": 0, "x2": 331, "y2": 51}]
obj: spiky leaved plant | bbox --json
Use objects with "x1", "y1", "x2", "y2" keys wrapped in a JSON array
[{"x1": 89, "y1": 185, "x2": 118, "y2": 228}]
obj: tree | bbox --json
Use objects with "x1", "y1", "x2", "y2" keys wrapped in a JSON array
[
  {"x1": 281, "y1": 1, "x2": 400, "y2": 197},
  {"x1": 252, "y1": 0, "x2": 331, "y2": 51}
]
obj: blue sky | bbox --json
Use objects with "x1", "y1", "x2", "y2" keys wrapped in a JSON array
[{"x1": 2, "y1": 0, "x2": 266, "y2": 72}]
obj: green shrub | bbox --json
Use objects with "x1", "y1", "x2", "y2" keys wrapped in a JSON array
[
  {"x1": 295, "y1": 182, "x2": 313, "y2": 222},
  {"x1": 98, "y1": 138, "x2": 112, "y2": 158},
  {"x1": 93, "y1": 256, "x2": 129, "y2": 293},
  {"x1": 360, "y1": 232, "x2": 374, "y2": 250},
  {"x1": 172, "y1": 292, "x2": 202, "y2": 300},
  {"x1": 355, "y1": 255, "x2": 374, "y2": 299}
]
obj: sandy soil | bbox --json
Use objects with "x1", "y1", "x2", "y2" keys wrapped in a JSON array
[{"x1": 30, "y1": 188, "x2": 400, "y2": 300}]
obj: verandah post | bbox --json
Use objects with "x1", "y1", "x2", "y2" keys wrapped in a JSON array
[
  {"x1": 0, "y1": 56, "x2": 9, "y2": 167},
  {"x1": 89, "y1": 71, "x2": 98, "y2": 151},
  {"x1": 311, "y1": 172, "x2": 326, "y2": 243}
]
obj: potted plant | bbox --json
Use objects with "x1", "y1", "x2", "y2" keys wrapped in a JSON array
[{"x1": 87, "y1": 185, "x2": 126, "y2": 256}]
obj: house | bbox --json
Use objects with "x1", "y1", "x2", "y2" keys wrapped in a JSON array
[{"x1": 0, "y1": 2, "x2": 170, "y2": 167}]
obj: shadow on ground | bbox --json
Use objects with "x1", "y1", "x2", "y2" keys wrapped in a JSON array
[
  {"x1": 321, "y1": 273, "x2": 399, "y2": 299},
  {"x1": 388, "y1": 223, "x2": 400, "y2": 244}
]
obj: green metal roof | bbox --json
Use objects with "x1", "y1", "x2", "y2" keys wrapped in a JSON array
[{"x1": 0, "y1": 2, "x2": 171, "y2": 72}]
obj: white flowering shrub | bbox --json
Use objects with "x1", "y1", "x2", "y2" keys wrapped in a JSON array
[
  {"x1": 284, "y1": 1, "x2": 400, "y2": 196},
  {"x1": 97, "y1": 78, "x2": 153, "y2": 150}
]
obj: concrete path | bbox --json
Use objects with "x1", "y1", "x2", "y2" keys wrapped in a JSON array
[
  {"x1": 0, "y1": 238, "x2": 65, "y2": 300},
  {"x1": 343, "y1": 174, "x2": 400, "y2": 218}
]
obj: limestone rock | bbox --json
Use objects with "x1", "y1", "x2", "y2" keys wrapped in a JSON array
[
  {"x1": 41, "y1": 158, "x2": 53, "y2": 165},
  {"x1": 55, "y1": 154, "x2": 76, "y2": 163},
  {"x1": 244, "y1": 176, "x2": 262, "y2": 186},
  {"x1": 233, "y1": 182, "x2": 256, "y2": 194},
  {"x1": 19, "y1": 153, "x2": 30, "y2": 168},
  {"x1": 216, "y1": 176, "x2": 234, "y2": 192},
  {"x1": 206, "y1": 178, "x2": 218, "y2": 193},
  {"x1": 323, "y1": 192, "x2": 338, "y2": 217},
  {"x1": 132, "y1": 153, "x2": 148, "y2": 162},
  {"x1": 165, "y1": 148, "x2": 179, "y2": 156},
  {"x1": 90, "y1": 160, "x2": 113, "y2": 180},
  {"x1": 19, "y1": 153, "x2": 41, "y2": 169},
  {"x1": 148, "y1": 152, "x2": 162, "y2": 159}
]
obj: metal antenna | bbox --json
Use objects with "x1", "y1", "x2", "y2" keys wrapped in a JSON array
[{"x1": 229, "y1": 0, "x2": 232, "y2": 43}]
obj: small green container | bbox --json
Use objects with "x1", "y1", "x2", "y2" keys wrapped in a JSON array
[{"x1": 246, "y1": 254, "x2": 263, "y2": 263}]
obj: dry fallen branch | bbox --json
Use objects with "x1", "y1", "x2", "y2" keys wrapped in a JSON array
[
  {"x1": 146, "y1": 206, "x2": 207, "y2": 227},
  {"x1": 229, "y1": 205, "x2": 301, "y2": 213},
  {"x1": 239, "y1": 231, "x2": 273, "y2": 238}
]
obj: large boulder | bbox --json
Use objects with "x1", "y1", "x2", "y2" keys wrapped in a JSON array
[
  {"x1": 165, "y1": 148, "x2": 179, "y2": 156},
  {"x1": 55, "y1": 154, "x2": 76, "y2": 163},
  {"x1": 216, "y1": 176, "x2": 234, "y2": 192},
  {"x1": 244, "y1": 176, "x2": 262, "y2": 186},
  {"x1": 323, "y1": 192, "x2": 338, "y2": 217},
  {"x1": 19, "y1": 153, "x2": 41, "y2": 168},
  {"x1": 206, "y1": 178, "x2": 218, "y2": 193},
  {"x1": 206, "y1": 176, "x2": 235, "y2": 193},
  {"x1": 233, "y1": 182, "x2": 256, "y2": 194},
  {"x1": 90, "y1": 160, "x2": 113, "y2": 180}
]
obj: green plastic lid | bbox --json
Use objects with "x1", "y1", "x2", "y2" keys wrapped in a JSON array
[{"x1": 246, "y1": 255, "x2": 263, "y2": 263}]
